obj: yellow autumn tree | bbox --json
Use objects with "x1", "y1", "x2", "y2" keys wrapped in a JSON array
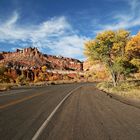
[
  {"x1": 84, "y1": 30, "x2": 138, "y2": 86},
  {"x1": 126, "y1": 32, "x2": 140, "y2": 58},
  {"x1": 126, "y1": 32, "x2": 140, "y2": 70}
]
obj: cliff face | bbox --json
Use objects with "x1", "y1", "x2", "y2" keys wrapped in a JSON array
[
  {"x1": 0, "y1": 47, "x2": 83, "y2": 71},
  {"x1": 83, "y1": 60, "x2": 109, "y2": 80},
  {"x1": 83, "y1": 60, "x2": 105, "y2": 72}
]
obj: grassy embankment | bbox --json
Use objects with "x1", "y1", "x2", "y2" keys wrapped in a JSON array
[{"x1": 97, "y1": 80, "x2": 140, "y2": 99}]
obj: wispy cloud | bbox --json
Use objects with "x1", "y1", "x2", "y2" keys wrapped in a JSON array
[
  {"x1": 5, "y1": 11, "x2": 19, "y2": 27},
  {"x1": 94, "y1": 0, "x2": 140, "y2": 33},
  {"x1": 0, "y1": 11, "x2": 89, "y2": 59}
]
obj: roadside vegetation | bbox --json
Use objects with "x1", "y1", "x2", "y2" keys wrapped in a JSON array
[
  {"x1": 97, "y1": 81, "x2": 140, "y2": 99},
  {"x1": 0, "y1": 64, "x2": 84, "y2": 91},
  {"x1": 84, "y1": 29, "x2": 140, "y2": 99},
  {"x1": 0, "y1": 66, "x2": 15, "y2": 91}
]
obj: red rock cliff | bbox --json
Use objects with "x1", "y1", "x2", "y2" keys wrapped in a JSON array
[{"x1": 0, "y1": 47, "x2": 83, "y2": 71}]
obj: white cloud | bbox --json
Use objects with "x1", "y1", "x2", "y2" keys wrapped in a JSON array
[
  {"x1": 46, "y1": 35, "x2": 88, "y2": 58},
  {"x1": 0, "y1": 12, "x2": 89, "y2": 59},
  {"x1": 5, "y1": 11, "x2": 19, "y2": 27},
  {"x1": 94, "y1": 0, "x2": 140, "y2": 33}
]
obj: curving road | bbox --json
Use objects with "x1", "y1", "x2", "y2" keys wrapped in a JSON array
[{"x1": 0, "y1": 83, "x2": 140, "y2": 140}]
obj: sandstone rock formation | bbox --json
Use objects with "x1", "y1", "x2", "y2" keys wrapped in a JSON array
[
  {"x1": 83, "y1": 60, "x2": 105, "y2": 72},
  {"x1": 0, "y1": 47, "x2": 83, "y2": 71},
  {"x1": 83, "y1": 60, "x2": 109, "y2": 80}
]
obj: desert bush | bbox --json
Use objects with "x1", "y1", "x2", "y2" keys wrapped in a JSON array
[
  {"x1": 38, "y1": 73, "x2": 46, "y2": 81},
  {"x1": 0, "y1": 66, "x2": 7, "y2": 75},
  {"x1": 0, "y1": 74, "x2": 11, "y2": 83},
  {"x1": 16, "y1": 75, "x2": 28, "y2": 85},
  {"x1": 34, "y1": 77, "x2": 40, "y2": 83}
]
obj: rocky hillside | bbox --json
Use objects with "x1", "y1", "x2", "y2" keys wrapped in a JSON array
[
  {"x1": 83, "y1": 60, "x2": 105, "y2": 72},
  {"x1": 0, "y1": 47, "x2": 83, "y2": 71}
]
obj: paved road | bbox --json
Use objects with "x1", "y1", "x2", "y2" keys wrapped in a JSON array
[{"x1": 0, "y1": 83, "x2": 140, "y2": 140}]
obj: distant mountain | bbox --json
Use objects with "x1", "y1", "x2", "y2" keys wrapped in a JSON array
[{"x1": 0, "y1": 47, "x2": 83, "y2": 71}]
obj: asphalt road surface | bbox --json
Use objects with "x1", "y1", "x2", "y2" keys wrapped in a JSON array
[{"x1": 0, "y1": 83, "x2": 140, "y2": 140}]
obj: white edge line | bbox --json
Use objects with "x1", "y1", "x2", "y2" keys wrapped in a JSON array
[{"x1": 32, "y1": 85, "x2": 83, "y2": 140}]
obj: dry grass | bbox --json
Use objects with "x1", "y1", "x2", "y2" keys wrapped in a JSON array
[
  {"x1": 97, "y1": 80, "x2": 140, "y2": 99},
  {"x1": 0, "y1": 83, "x2": 17, "y2": 91},
  {"x1": 0, "y1": 79, "x2": 82, "y2": 91},
  {"x1": 47, "y1": 80, "x2": 77, "y2": 85},
  {"x1": 0, "y1": 80, "x2": 77, "y2": 91},
  {"x1": 26, "y1": 80, "x2": 77, "y2": 87}
]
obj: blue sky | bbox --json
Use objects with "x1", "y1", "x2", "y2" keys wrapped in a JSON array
[{"x1": 0, "y1": 0, "x2": 140, "y2": 60}]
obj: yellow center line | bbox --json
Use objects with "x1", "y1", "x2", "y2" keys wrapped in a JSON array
[{"x1": 0, "y1": 92, "x2": 44, "y2": 110}]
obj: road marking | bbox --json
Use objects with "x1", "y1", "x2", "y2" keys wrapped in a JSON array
[
  {"x1": 0, "y1": 92, "x2": 44, "y2": 110},
  {"x1": 32, "y1": 85, "x2": 83, "y2": 140},
  {"x1": 0, "y1": 90, "x2": 32, "y2": 97}
]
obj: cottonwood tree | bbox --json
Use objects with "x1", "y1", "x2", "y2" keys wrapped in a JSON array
[
  {"x1": 84, "y1": 29, "x2": 137, "y2": 87},
  {"x1": 126, "y1": 32, "x2": 140, "y2": 71}
]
